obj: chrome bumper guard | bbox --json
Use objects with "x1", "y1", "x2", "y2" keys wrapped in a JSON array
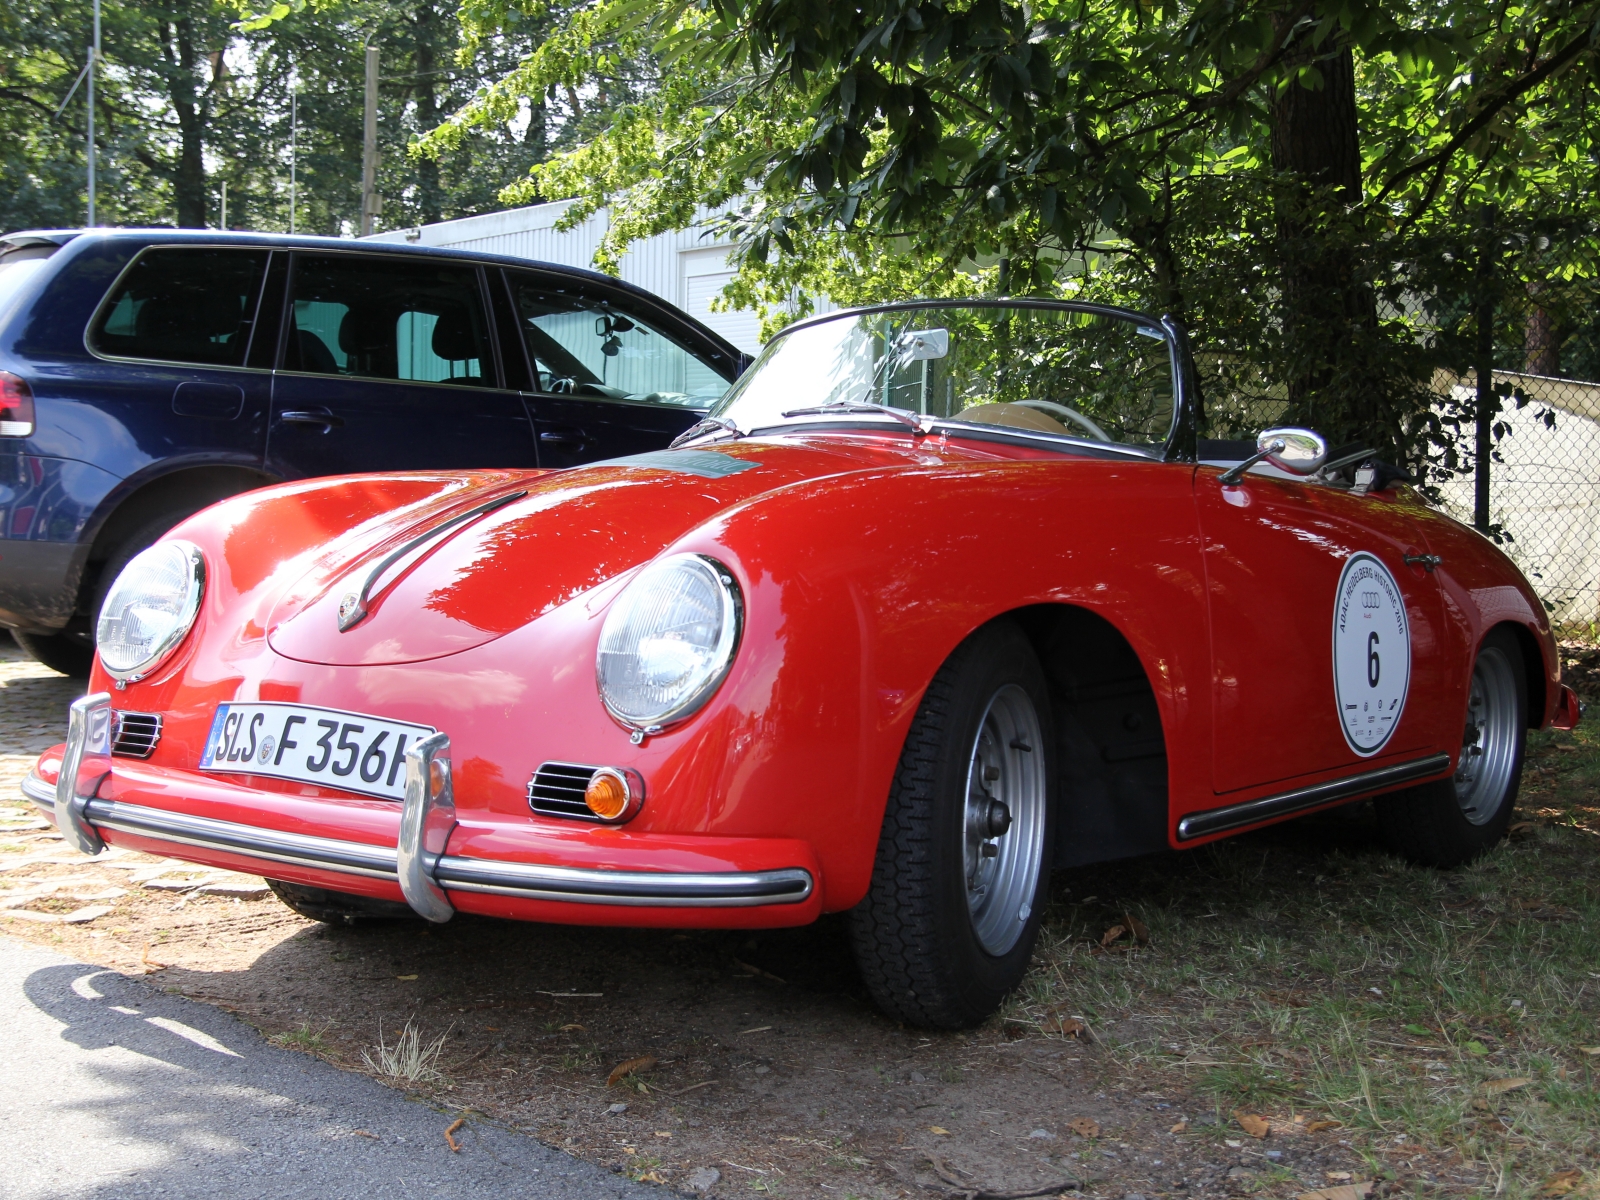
[{"x1": 40, "y1": 718, "x2": 814, "y2": 914}]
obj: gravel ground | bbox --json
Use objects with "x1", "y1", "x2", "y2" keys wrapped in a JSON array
[{"x1": 4, "y1": 634, "x2": 1590, "y2": 1199}]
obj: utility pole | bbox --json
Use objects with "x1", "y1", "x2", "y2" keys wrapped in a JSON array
[
  {"x1": 87, "y1": 0, "x2": 100, "y2": 225},
  {"x1": 220, "y1": 181, "x2": 228, "y2": 230},
  {"x1": 55, "y1": 0, "x2": 102, "y2": 224},
  {"x1": 360, "y1": 42, "x2": 380, "y2": 236},
  {"x1": 289, "y1": 86, "x2": 297, "y2": 234}
]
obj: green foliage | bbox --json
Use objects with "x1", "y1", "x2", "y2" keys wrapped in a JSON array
[
  {"x1": 0, "y1": 0, "x2": 585, "y2": 235},
  {"x1": 428, "y1": 0, "x2": 1600, "y2": 468}
]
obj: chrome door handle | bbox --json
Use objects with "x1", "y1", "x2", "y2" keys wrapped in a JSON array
[
  {"x1": 1404, "y1": 553, "x2": 1442, "y2": 571},
  {"x1": 278, "y1": 409, "x2": 346, "y2": 428}
]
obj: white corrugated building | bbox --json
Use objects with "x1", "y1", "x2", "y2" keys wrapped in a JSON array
[{"x1": 365, "y1": 200, "x2": 764, "y2": 355}]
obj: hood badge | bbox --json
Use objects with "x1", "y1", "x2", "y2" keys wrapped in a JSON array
[{"x1": 337, "y1": 593, "x2": 361, "y2": 628}]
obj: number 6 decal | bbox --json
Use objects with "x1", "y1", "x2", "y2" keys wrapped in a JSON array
[{"x1": 1333, "y1": 552, "x2": 1411, "y2": 755}]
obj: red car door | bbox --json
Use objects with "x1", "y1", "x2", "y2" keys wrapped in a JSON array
[{"x1": 1195, "y1": 467, "x2": 1450, "y2": 795}]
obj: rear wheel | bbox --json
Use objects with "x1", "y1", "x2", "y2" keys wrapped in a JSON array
[
  {"x1": 850, "y1": 621, "x2": 1054, "y2": 1029},
  {"x1": 267, "y1": 880, "x2": 419, "y2": 925},
  {"x1": 1376, "y1": 628, "x2": 1526, "y2": 867}
]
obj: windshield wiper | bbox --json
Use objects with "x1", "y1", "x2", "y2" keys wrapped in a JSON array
[
  {"x1": 779, "y1": 401, "x2": 933, "y2": 435},
  {"x1": 669, "y1": 416, "x2": 744, "y2": 448}
]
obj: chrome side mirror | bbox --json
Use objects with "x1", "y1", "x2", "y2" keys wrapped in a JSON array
[
  {"x1": 1260, "y1": 427, "x2": 1328, "y2": 474},
  {"x1": 1218, "y1": 426, "x2": 1328, "y2": 485}
]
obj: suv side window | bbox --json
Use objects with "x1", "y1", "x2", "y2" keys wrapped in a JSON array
[
  {"x1": 506, "y1": 274, "x2": 727, "y2": 406},
  {"x1": 283, "y1": 254, "x2": 496, "y2": 386},
  {"x1": 90, "y1": 247, "x2": 270, "y2": 367}
]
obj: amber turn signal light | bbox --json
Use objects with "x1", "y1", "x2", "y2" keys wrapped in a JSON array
[{"x1": 584, "y1": 767, "x2": 641, "y2": 822}]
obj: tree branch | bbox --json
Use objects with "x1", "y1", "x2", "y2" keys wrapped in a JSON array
[{"x1": 1375, "y1": 15, "x2": 1599, "y2": 216}]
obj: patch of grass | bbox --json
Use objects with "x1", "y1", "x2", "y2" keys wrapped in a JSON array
[
  {"x1": 361, "y1": 1019, "x2": 450, "y2": 1085},
  {"x1": 1010, "y1": 716, "x2": 1600, "y2": 1195},
  {"x1": 272, "y1": 1021, "x2": 335, "y2": 1055}
]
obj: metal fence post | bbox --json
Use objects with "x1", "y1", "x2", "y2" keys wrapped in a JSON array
[{"x1": 1474, "y1": 207, "x2": 1498, "y2": 534}]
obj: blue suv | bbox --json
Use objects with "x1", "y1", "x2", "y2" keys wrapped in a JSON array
[{"x1": 0, "y1": 229, "x2": 748, "y2": 675}]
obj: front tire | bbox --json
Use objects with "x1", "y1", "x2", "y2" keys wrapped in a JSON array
[
  {"x1": 1376, "y1": 628, "x2": 1526, "y2": 867},
  {"x1": 850, "y1": 621, "x2": 1054, "y2": 1029}
]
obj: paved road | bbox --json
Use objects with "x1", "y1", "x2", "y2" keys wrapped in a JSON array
[{"x1": 0, "y1": 935, "x2": 656, "y2": 1200}]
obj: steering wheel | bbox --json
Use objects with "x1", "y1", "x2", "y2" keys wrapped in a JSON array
[{"x1": 1016, "y1": 399, "x2": 1114, "y2": 442}]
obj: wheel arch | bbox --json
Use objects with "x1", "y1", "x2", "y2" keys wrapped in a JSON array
[
  {"x1": 1486, "y1": 619, "x2": 1550, "y2": 729},
  {"x1": 76, "y1": 464, "x2": 279, "y2": 615},
  {"x1": 1003, "y1": 603, "x2": 1172, "y2": 869}
]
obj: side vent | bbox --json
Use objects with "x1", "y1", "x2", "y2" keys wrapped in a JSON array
[
  {"x1": 527, "y1": 762, "x2": 602, "y2": 820},
  {"x1": 111, "y1": 711, "x2": 162, "y2": 758}
]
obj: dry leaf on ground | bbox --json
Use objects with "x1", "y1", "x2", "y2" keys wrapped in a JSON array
[
  {"x1": 1054, "y1": 1016, "x2": 1087, "y2": 1039},
  {"x1": 607, "y1": 1055, "x2": 657, "y2": 1087},
  {"x1": 1578, "y1": 1046, "x2": 1600, "y2": 1056},
  {"x1": 1297, "y1": 1185, "x2": 1372, "y2": 1200},
  {"x1": 1068, "y1": 1117, "x2": 1101, "y2": 1139},
  {"x1": 1541, "y1": 1171, "x2": 1584, "y2": 1197},
  {"x1": 444, "y1": 1117, "x2": 464, "y2": 1152},
  {"x1": 1234, "y1": 1111, "x2": 1270, "y2": 1139},
  {"x1": 1169, "y1": 1120, "x2": 1188, "y2": 1134},
  {"x1": 1099, "y1": 924, "x2": 1127, "y2": 948},
  {"x1": 1304, "y1": 1120, "x2": 1343, "y2": 1133},
  {"x1": 1482, "y1": 1077, "x2": 1533, "y2": 1094},
  {"x1": 930, "y1": 1126, "x2": 950, "y2": 1135},
  {"x1": 1125, "y1": 913, "x2": 1151, "y2": 944}
]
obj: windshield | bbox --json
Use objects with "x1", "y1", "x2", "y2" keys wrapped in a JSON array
[{"x1": 710, "y1": 302, "x2": 1177, "y2": 452}]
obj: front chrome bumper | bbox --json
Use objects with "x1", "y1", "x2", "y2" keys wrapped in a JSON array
[{"x1": 31, "y1": 700, "x2": 815, "y2": 918}]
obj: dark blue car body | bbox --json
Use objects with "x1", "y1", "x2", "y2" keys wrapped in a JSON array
[{"x1": 0, "y1": 229, "x2": 746, "y2": 670}]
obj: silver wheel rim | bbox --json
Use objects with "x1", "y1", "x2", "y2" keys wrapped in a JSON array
[
  {"x1": 962, "y1": 683, "x2": 1047, "y2": 956},
  {"x1": 1455, "y1": 646, "x2": 1520, "y2": 826}
]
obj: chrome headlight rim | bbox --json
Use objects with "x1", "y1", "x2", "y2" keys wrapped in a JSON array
[
  {"x1": 96, "y1": 540, "x2": 206, "y2": 683},
  {"x1": 596, "y1": 552, "x2": 744, "y2": 733}
]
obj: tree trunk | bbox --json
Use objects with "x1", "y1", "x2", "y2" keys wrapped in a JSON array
[
  {"x1": 1524, "y1": 282, "x2": 1560, "y2": 375},
  {"x1": 1269, "y1": 14, "x2": 1381, "y2": 446},
  {"x1": 414, "y1": 0, "x2": 443, "y2": 226},
  {"x1": 164, "y1": 14, "x2": 210, "y2": 229}
]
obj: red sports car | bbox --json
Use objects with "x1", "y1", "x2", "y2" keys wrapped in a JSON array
[{"x1": 27, "y1": 300, "x2": 1580, "y2": 1028}]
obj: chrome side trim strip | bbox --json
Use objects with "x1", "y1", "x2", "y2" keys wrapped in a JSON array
[
  {"x1": 82, "y1": 798, "x2": 400, "y2": 880},
  {"x1": 69, "y1": 795, "x2": 815, "y2": 907},
  {"x1": 1176, "y1": 753, "x2": 1452, "y2": 841},
  {"x1": 433, "y1": 857, "x2": 815, "y2": 907}
]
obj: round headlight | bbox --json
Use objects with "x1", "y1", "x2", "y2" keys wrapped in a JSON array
[
  {"x1": 596, "y1": 553, "x2": 742, "y2": 730},
  {"x1": 96, "y1": 540, "x2": 205, "y2": 682}
]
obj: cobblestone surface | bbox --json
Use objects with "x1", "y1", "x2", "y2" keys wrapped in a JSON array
[{"x1": 0, "y1": 632, "x2": 84, "y2": 800}]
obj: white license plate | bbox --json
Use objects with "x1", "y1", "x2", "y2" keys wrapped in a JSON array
[{"x1": 199, "y1": 702, "x2": 437, "y2": 801}]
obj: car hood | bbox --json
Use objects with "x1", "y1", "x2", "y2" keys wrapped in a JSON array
[{"x1": 266, "y1": 442, "x2": 904, "y2": 666}]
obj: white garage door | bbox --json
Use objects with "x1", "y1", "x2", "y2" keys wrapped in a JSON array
[{"x1": 682, "y1": 250, "x2": 762, "y2": 355}]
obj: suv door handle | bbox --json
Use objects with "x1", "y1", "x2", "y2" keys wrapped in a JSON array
[{"x1": 278, "y1": 408, "x2": 345, "y2": 429}]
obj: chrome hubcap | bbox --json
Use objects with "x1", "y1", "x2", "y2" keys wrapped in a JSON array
[
  {"x1": 1455, "y1": 646, "x2": 1519, "y2": 826},
  {"x1": 962, "y1": 684, "x2": 1047, "y2": 955}
]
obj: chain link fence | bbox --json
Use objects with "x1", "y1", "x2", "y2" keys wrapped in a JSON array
[{"x1": 1428, "y1": 227, "x2": 1600, "y2": 634}]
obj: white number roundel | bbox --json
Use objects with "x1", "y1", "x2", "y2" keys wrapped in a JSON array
[{"x1": 1332, "y1": 552, "x2": 1411, "y2": 756}]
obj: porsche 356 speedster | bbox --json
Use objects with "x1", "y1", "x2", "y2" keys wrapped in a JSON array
[{"x1": 27, "y1": 299, "x2": 1581, "y2": 1028}]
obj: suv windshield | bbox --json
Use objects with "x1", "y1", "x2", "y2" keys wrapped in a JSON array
[{"x1": 710, "y1": 302, "x2": 1176, "y2": 453}]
